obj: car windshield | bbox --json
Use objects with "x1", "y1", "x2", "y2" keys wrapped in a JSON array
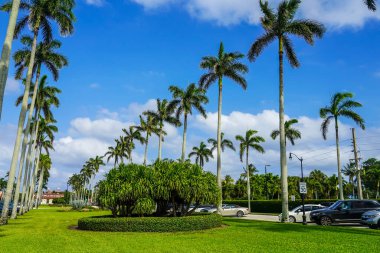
[
  {"x1": 291, "y1": 205, "x2": 302, "y2": 212},
  {"x1": 328, "y1": 201, "x2": 342, "y2": 210}
]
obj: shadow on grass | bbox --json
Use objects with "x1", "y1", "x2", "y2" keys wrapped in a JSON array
[{"x1": 224, "y1": 218, "x2": 380, "y2": 237}]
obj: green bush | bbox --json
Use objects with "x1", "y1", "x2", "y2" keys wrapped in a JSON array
[
  {"x1": 78, "y1": 213, "x2": 222, "y2": 232},
  {"x1": 52, "y1": 198, "x2": 66, "y2": 205},
  {"x1": 223, "y1": 199, "x2": 340, "y2": 213}
]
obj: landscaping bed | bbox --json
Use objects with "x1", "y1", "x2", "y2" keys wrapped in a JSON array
[{"x1": 78, "y1": 213, "x2": 222, "y2": 232}]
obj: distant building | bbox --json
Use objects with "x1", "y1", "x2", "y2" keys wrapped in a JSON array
[{"x1": 41, "y1": 191, "x2": 64, "y2": 204}]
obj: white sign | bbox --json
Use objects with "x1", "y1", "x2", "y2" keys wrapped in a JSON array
[
  {"x1": 291, "y1": 195, "x2": 296, "y2": 201},
  {"x1": 299, "y1": 182, "x2": 307, "y2": 194}
]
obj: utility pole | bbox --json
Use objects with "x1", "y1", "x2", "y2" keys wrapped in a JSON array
[{"x1": 352, "y1": 128, "x2": 363, "y2": 200}]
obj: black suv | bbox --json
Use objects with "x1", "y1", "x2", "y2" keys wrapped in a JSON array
[{"x1": 310, "y1": 200, "x2": 380, "y2": 226}]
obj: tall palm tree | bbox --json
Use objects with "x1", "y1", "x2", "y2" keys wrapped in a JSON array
[
  {"x1": 104, "y1": 138, "x2": 128, "y2": 166},
  {"x1": 235, "y1": 130, "x2": 265, "y2": 211},
  {"x1": 271, "y1": 119, "x2": 301, "y2": 146},
  {"x1": 364, "y1": 0, "x2": 376, "y2": 10},
  {"x1": 35, "y1": 153, "x2": 51, "y2": 207},
  {"x1": 0, "y1": 0, "x2": 75, "y2": 223},
  {"x1": 199, "y1": 42, "x2": 248, "y2": 211},
  {"x1": 0, "y1": 0, "x2": 21, "y2": 118},
  {"x1": 188, "y1": 142, "x2": 213, "y2": 167},
  {"x1": 248, "y1": 0, "x2": 325, "y2": 222},
  {"x1": 320, "y1": 92, "x2": 365, "y2": 200},
  {"x1": 134, "y1": 115, "x2": 161, "y2": 165},
  {"x1": 208, "y1": 132, "x2": 236, "y2": 153},
  {"x1": 342, "y1": 163, "x2": 358, "y2": 198},
  {"x1": 169, "y1": 83, "x2": 208, "y2": 161},
  {"x1": 122, "y1": 126, "x2": 145, "y2": 163},
  {"x1": 143, "y1": 99, "x2": 180, "y2": 161}
]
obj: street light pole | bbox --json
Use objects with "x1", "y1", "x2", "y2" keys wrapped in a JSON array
[
  {"x1": 289, "y1": 152, "x2": 307, "y2": 225},
  {"x1": 265, "y1": 165, "x2": 270, "y2": 200}
]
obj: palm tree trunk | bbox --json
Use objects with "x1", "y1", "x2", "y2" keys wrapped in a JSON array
[
  {"x1": 0, "y1": 0, "x2": 21, "y2": 119},
  {"x1": 10, "y1": 68, "x2": 41, "y2": 218},
  {"x1": 279, "y1": 37, "x2": 289, "y2": 222},
  {"x1": 144, "y1": 133, "x2": 149, "y2": 165},
  {"x1": 35, "y1": 167, "x2": 45, "y2": 209},
  {"x1": 1, "y1": 31, "x2": 38, "y2": 224},
  {"x1": 27, "y1": 150, "x2": 40, "y2": 211},
  {"x1": 216, "y1": 77, "x2": 223, "y2": 213},
  {"x1": 352, "y1": 179, "x2": 355, "y2": 198},
  {"x1": 181, "y1": 113, "x2": 188, "y2": 161},
  {"x1": 246, "y1": 149, "x2": 251, "y2": 212},
  {"x1": 158, "y1": 126, "x2": 163, "y2": 161},
  {"x1": 334, "y1": 117, "x2": 344, "y2": 200}
]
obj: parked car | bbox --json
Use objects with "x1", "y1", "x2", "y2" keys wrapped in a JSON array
[
  {"x1": 207, "y1": 204, "x2": 249, "y2": 217},
  {"x1": 188, "y1": 205, "x2": 215, "y2": 213},
  {"x1": 310, "y1": 200, "x2": 380, "y2": 226},
  {"x1": 361, "y1": 209, "x2": 380, "y2": 229},
  {"x1": 278, "y1": 204, "x2": 325, "y2": 223}
]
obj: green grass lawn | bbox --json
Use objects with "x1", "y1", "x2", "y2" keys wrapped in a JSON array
[{"x1": 0, "y1": 207, "x2": 379, "y2": 253}]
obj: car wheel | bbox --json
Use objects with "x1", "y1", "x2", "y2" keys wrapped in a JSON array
[
  {"x1": 288, "y1": 216, "x2": 296, "y2": 223},
  {"x1": 237, "y1": 211, "x2": 244, "y2": 217},
  {"x1": 320, "y1": 216, "x2": 332, "y2": 226}
]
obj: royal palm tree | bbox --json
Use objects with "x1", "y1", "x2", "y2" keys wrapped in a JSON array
[
  {"x1": 320, "y1": 92, "x2": 365, "y2": 200},
  {"x1": 235, "y1": 130, "x2": 265, "y2": 211},
  {"x1": 248, "y1": 0, "x2": 325, "y2": 222},
  {"x1": 364, "y1": 0, "x2": 376, "y2": 10},
  {"x1": 134, "y1": 115, "x2": 161, "y2": 165},
  {"x1": 188, "y1": 142, "x2": 213, "y2": 167},
  {"x1": 0, "y1": 0, "x2": 21, "y2": 118},
  {"x1": 105, "y1": 139, "x2": 125, "y2": 167},
  {"x1": 271, "y1": 119, "x2": 301, "y2": 146},
  {"x1": 143, "y1": 99, "x2": 180, "y2": 161},
  {"x1": 122, "y1": 126, "x2": 145, "y2": 163},
  {"x1": 208, "y1": 132, "x2": 236, "y2": 153},
  {"x1": 199, "y1": 42, "x2": 248, "y2": 211},
  {"x1": 35, "y1": 153, "x2": 51, "y2": 207},
  {"x1": 0, "y1": 0, "x2": 75, "y2": 223},
  {"x1": 169, "y1": 83, "x2": 208, "y2": 161}
]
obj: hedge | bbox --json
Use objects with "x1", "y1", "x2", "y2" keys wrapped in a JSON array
[
  {"x1": 78, "y1": 213, "x2": 222, "y2": 232},
  {"x1": 223, "y1": 199, "x2": 340, "y2": 213}
]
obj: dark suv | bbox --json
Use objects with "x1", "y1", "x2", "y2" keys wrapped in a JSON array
[{"x1": 310, "y1": 200, "x2": 380, "y2": 226}]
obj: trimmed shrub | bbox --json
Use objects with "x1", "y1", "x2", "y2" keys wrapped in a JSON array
[
  {"x1": 78, "y1": 213, "x2": 222, "y2": 232},
  {"x1": 223, "y1": 199, "x2": 340, "y2": 213}
]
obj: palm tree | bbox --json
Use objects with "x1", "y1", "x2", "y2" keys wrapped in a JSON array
[
  {"x1": 0, "y1": 0, "x2": 75, "y2": 223},
  {"x1": 169, "y1": 83, "x2": 208, "y2": 161},
  {"x1": 35, "y1": 153, "x2": 51, "y2": 207},
  {"x1": 270, "y1": 119, "x2": 301, "y2": 146},
  {"x1": 320, "y1": 92, "x2": 365, "y2": 200},
  {"x1": 208, "y1": 132, "x2": 236, "y2": 153},
  {"x1": 342, "y1": 163, "x2": 358, "y2": 198},
  {"x1": 199, "y1": 42, "x2": 248, "y2": 211},
  {"x1": 143, "y1": 99, "x2": 180, "y2": 161},
  {"x1": 364, "y1": 0, "x2": 376, "y2": 10},
  {"x1": 105, "y1": 138, "x2": 128, "y2": 166},
  {"x1": 134, "y1": 115, "x2": 161, "y2": 165},
  {"x1": 0, "y1": 0, "x2": 21, "y2": 118},
  {"x1": 235, "y1": 130, "x2": 265, "y2": 211},
  {"x1": 188, "y1": 142, "x2": 213, "y2": 167},
  {"x1": 248, "y1": 0, "x2": 325, "y2": 222},
  {"x1": 122, "y1": 126, "x2": 145, "y2": 163}
]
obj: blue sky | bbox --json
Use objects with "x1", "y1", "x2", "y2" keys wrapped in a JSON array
[{"x1": 1, "y1": 0, "x2": 380, "y2": 190}]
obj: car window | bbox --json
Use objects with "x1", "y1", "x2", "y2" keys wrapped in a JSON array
[
  {"x1": 365, "y1": 201, "x2": 380, "y2": 208},
  {"x1": 352, "y1": 201, "x2": 367, "y2": 209},
  {"x1": 303, "y1": 206, "x2": 312, "y2": 212},
  {"x1": 312, "y1": 206, "x2": 323, "y2": 210},
  {"x1": 340, "y1": 201, "x2": 352, "y2": 210}
]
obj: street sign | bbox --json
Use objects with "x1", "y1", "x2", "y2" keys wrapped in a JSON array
[{"x1": 299, "y1": 182, "x2": 307, "y2": 194}]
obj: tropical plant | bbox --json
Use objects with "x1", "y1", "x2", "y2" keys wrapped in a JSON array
[
  {"x1": 35, "y1": 153, "x2": 51, "y2": 207},
  {"x1": 342, "y1": 163, "x2": 358, "y2": 198},
  {"x1": 0, "y1": 0, "x2": 75, "y2": 223},
  {"x1": 169, "y1": 83, "x2": 208, "y2": 161},
  {"x1": 199, "y1": 42, "x2": 248, "y2": 211},
  {"x1": 235, "y1": 130, "x2": 265, "y2": 211},
  {"x1": 364, "y1": 0, "x2": 376, "y2": 10},
  {"x1": 143, "y1": 99, "x2": 180, "y2": 161},
  {"x1": 105, "y1": 138, "x2": 128, "y2": 166},
  {"x1": 134, "y1": 115, "x2": 161, "y2": 165},
  {"x1": 208, "y1": 132, "x2": 236, "y2": 153},
  {"x1": 320, "y1": 92, "x2": 365, "y2": 200},
  {"x1": 248, "y1": 0, "x2": 325, "y2": 221},
  {"x1": 122, "y1": 126, "x2": 145, "y2": 163},
  {"x1": 188, "y1": 142, "x2": 213, "y2": 167},
  {"x1": 270, "y1": 119, "x2": 301, "y2": 146}
]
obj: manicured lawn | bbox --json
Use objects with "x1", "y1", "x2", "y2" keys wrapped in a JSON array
[{"x1": 0, "y1": 207, "x2": 379, "y2": 253}]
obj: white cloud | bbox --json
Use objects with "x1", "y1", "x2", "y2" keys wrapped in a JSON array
[
  {"x1": 5, "y1": 77, "x2": 21, "y2": 94},
  {"x1": 85, "y1": 0, "x2": 106, "y2": 7},
  {"x1": 130, "y1": 0, "x2": 380, "y2": 28}
]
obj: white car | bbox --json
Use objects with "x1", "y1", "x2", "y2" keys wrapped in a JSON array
[
  {"x1": 278, "y1": 204, "x2": 325, "y2": 223},
  {"x1": 207, "y1": 204, "x2": 249, "y2": 217}
]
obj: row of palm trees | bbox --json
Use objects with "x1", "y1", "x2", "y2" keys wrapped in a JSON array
[{"x1": 0, "y1": 0, "x2": 75, "y2": 224}]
